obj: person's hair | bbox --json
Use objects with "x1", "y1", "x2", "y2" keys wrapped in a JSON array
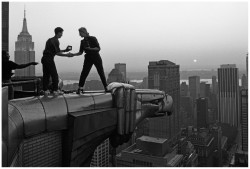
[
  {"x1": 54, "y1": 27, "x2": 64, "y2": 35},
  {"x1": 78, "y1": 27, "x2": 89, "y2": 35}
]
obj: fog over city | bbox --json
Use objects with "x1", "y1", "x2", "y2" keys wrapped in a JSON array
[{"x1": 9, "y1": 1, "x2": 248, "y2": 74}]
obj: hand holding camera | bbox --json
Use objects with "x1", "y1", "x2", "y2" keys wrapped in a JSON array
[{"x1": 64, "y1": 45, "x2": 72, "y2": 52}]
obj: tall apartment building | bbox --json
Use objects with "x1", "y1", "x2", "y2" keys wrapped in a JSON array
[
  {"x1": 218, "y1": 64, "x2": 239, "y2": 127},
  {"x1": 90, "y1": 138, "x2": 109, "y2": 167},
  {"x1": 196, "y1": 98, "x2": 208, "y2": 129},
  {"x1": 180, "y1": 82, "x2": 189, "y2": 96},
  {"x1": 15, "y1": 9, "x2": 35, "y2": 77},
  {"x1": 148, "y1": 60, "x2": 180, "y2": 139},
  {"x1": 189, "y1": 76, "x2": 200, "y2": 101},
  {"x1": 240, "y1": 89, "x2": 248, "y2": 152},
  {"x1": 2, "y1": 2, "x2": 9, "y2": 51}
]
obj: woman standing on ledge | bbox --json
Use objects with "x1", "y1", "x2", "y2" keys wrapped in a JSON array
[{"x1": 70, "y1": 27, "x2": 108, "y2": 94}]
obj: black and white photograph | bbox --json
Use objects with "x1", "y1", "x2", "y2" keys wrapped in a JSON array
[{"x1": 2, "y1": 0, "x2": 248, "y2": 167}]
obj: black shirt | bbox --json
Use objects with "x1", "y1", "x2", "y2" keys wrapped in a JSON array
[
  {"x1": 43, "y1": 36, "x2": 60, "y2": 58},
  {"x1": 2, "y1": 61, "x2": 18, "y2": 81},
  {"x1": 79, "y1": 36, "x2": 100, "y2": 55}
]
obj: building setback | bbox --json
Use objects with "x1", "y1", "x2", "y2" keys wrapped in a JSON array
[
  {"x1": 148, "y1": 60, "x2": 180, "y2": 139},
  {"x1": 15, "y1": 9, "x2": 35, "y2": 77},
  {"x1": 218, "y1": 64, "x2": 239, "y2": 127}
]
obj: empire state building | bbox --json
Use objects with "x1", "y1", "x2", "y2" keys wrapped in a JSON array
[{"x1": 15, "y1": 9, "x2": 35, "y2": 77}]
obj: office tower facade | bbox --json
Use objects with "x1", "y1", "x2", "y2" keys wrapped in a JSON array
[
  {"x1": 189, "y1": 76, "x2": 200, "y2": 101},
  {"x1": 200, "y1": 82, "x2": 207, "y2": 98},
  {"x1": 241, "y1": 74, "x2": 247, "y2": 89},
  {"x1": 115, "y1": 63, "x2": 126, "y2": 81},
  {"x1": 90, "y1": 138, "x2": 109, "y2": 167},
  {"x1": 15, "y1": 9, "x2": 35, "y2": 77},
  {"x1": 218, "y1": 64, "x2": 239, "y2": 127},
  {"x1": 148, "y1": 60, "x2": 180, "y2": 139},
  {"x1": 180, "y1": 96, "x2": 194, "y2": 127},
  {"x1": 196, "y1": 98, "x2": 208, "y2": 129},
  {"x1": 2, "y1": 2, "x2": 9, "y2": 51},
  {"x1": 240, "y1": 89, "x2": 248, "y2": 152},
  {"x1": 212, "y1": 76, "x2": 218, "y2": 94},
  {"x1": 180, "y1": 82, "x2": 188, "y2": 96}
]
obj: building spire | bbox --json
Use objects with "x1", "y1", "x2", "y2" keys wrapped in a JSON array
[{"x1": 21, "y1": 5, "x2": 29, "y2": 34}]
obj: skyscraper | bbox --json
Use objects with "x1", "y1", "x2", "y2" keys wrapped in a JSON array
[
  {"x1": 218, "y1": 64, "x2": 239, "y2": 127},
  {"x1": 148, "y1": 60, "x2": 180, "y2": 139},
  {"x1": 115, "y1": 63, "x2": 126, "y2": 81},
  {"x1": 180, "y1": 82, "x2": 188, "y2": 96},
  {"x1": 107, "y1": 63, "x2": 126, "y2": 83},
  {"x1": 212, "y1": 76, "x2": 218, "y2": 94},
  {"x1": 15, "y1": 9, "x2": 35, "y2": 77},
  {"x1": 200, "y1": 82, "x2": 207, "y2": 98},
  {"x1": 240, "y1": 89, "x2": 248, "y2": 152},
  {"x1": 180, "y1": 96, "x2": 194, "y2": 127},
  {"x1": 196, "y1": 97, "x2": 208, "y2": 129},
  {"x1": 189, "y1": 76, "x2": 200, "y2": 101},
  {"x1": 2, "y1": 2, "x2": 9, "y2": 51},
  {"x1": 241, "y1": 74, "x2": 247, "y2": 89}
]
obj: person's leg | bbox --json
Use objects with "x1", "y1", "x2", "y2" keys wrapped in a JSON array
[
  {"x1": 41, "y1": 58, "x2": 51, "y2": 91},
  {"x1": 49, "y1": 60, "x2": 59, "y2": 92},
  {"x1": 79, "y1": 58, "x2": 93, "y2": 88},
  {"x1": 93, "y1": 55, "x2": 108, "y2": 90}
]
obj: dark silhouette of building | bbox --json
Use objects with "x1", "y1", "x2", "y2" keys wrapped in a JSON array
[
  {"x1": 180, "y1": 96, "x2": 194, "y2": 127},
  {"x1": 189, "y1": 76, "x2": 200, "y2": 101},
  {"x1": 240, "y1": 89, "x2": 248, "y2": 152},
  {"x1": 2, "y1": 2, "x2": 9, "y2": 51},
  {"x1": 180, "y1": 82, "x2": 188, "y2": 96},
  {"x1": 15, "y1": 9, "x2": 35, "y2": 77},
  {"x1": 148, "y1": 60, "x2": 180, "y2": 139},
  {"x1": 218, "y1": 64, "x2": 239, "y2": 127},
  {"x1": 197, "y1": 98, "x2": 208, "y2": 129}
]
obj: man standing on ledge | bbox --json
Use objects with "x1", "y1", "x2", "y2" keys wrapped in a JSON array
[
  {"x1": 42, "y1": 27, "x2": 72, "y2": 96},
  {"x1": 2, "y1": 50, "x2": 38, "y2": 99},
  {"x1": 70, "y1": 27, "x2": 108, "y2": 94}
]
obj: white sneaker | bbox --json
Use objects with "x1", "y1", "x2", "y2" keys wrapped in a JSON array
[
  {"x1": 53, "y1": 90, "x2": 64, "y2": 96},
  {"x1": 44, "y1": 90, "x2": 50, "y2": 96}
]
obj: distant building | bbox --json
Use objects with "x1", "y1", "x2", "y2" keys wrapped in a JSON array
[
  {"x1": 148, "y1": 60, "x2": 180, "y2": 139},
  {"x1": 138, "y1": 77, "x2": 148, "y2": 89},
  {"x1": 90, "y1": 138, "x2": 109, "y2": 167},
  {"x1": 210, "y1": 125, "x2": 222, "y2": 166},
  {"x1": 2, "y1": 2, "x2": 9, "y2": 51},
  {"x1": 116, "y1": 136, "x2": 183, "y2": 167},
  {"x1": 180, "y1": 96, "x2": 194, "y2": 127},
  {"x1": 241, "y1": 74, "x2": 248, "y2": 89},
  {"x1": 200, "y1": 82, "x2": 206, "y2": 98},
  {"x1": 180, "y1": 82, "x2": 189, "y2": 96},
  {"x1": 218, "y1": 64, "x2": 239, "y2": 127},
  {"x1": 189, "y1": 76, "x2": 200, "y2": 101},
  {"x1": 15, "y1": 9, "x2": 35, "y2": 77},
  {"x1": 107, "y1": 63, "x2": 126, "y2": 84},
  {"x1": 212, "y1": 76, "x2": 218, "y2": 94},
  {"x1": 115, "y1": 63, "x2": 126, "y2": 81},
  {"x1": 240, "y1": 89, "x2": 248, "y2": 152},
  {"x1": 85, "y1": 80, "x2": 103, "y2": 90},
  {"x1": 196, "y1": 98, "x2": 208, "y2": 129}
]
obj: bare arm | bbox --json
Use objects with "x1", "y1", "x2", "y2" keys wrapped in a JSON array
[{"x1": 16, "y1": 62, "x2": 38, "y2": 69}]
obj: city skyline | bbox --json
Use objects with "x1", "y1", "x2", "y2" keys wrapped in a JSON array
[{"x1": 8, "y1": 1, "x2": 248, "y2": 75}]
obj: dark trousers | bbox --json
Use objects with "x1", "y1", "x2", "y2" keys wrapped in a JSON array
[
  {"x1": 79, "y1": 54, "x2": 107, "y2": 89},
  {"x1": 41, "y1": 57, "x2": 59, "y2": 91}
]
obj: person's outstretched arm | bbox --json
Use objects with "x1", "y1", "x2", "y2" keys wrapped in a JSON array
[{"x1": 16, "y1": 62, "x2": 38, "y2": 69}]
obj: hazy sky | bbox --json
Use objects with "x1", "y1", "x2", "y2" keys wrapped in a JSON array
[{"x1": 9, "y1": 1, "x2": 248, "y2": 74}]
